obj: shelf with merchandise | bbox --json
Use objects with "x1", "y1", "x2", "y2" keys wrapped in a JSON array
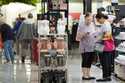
[
  {"x1": 113, "y1": 27, "x2": 125, "y2": 81},
  {"x1": 38, "y1": 34, "x2": 68, "y2": 83},
  {"x1": 40, "y1": 66, "x2": 67, "y2": 71}
]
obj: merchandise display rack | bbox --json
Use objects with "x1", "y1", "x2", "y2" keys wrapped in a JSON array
[
  {"x1": 38, "y1": 34, "x2": 68, "y2": 83},
  {"x1": 38, "y1": 1, "x2": 69, "y2": 83},
  {"x1": 46, "y1": 0, "x2": 69, "y2": 34},
  {"x1": 114, "y1": 27, "x2": 125, "y2": 81}
]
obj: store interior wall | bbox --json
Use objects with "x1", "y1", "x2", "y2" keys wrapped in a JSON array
[{"x1": 69, "y1": 0, "x2": 125, "y2": 19}]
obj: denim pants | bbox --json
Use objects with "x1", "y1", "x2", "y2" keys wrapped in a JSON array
[{"x1": 4, "y1": 40, "x2": 14, "y2": 62}]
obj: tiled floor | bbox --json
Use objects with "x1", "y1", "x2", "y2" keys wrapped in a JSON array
[
  {"x1": 68, "y1": 56, "x2": 124, "y2": 83},
  {"x1": 0, "y1": 58, "x2": 38, "y2": 83},
  {"x1": 0, "y1": 56, "x2": 124, "y2": 83}
]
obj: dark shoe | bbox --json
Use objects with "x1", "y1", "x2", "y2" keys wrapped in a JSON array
[
  {"x1": 89, "y1": 77, "x2": 96, "y2": 80},
  {"x1": 82, "y1": 77, "x2": 95, "y2": 80},
  {"x1": 4, "y1": 59, "x2": 10, "y2": 64},
  {"x1": 11, "y1": 61, "x2": 14, "y2": 64},
  {"x1": 21, "y1": 56, "x2": 25, "y2": 64},
  {"x1": 82, "y1": 77, "x2": 90, "y2": 80},
  {"x1": 96, "y1": 78, "x2": 111, "y2": 82}
]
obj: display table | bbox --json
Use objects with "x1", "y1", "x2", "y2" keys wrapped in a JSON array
[
  {"x1": 115, "y1": 37, "x2": 125, "y2": 41},
  {"x1": 114, "y1": 33, "x2": 125, "y2": 81},
  {"x1": 115, "y1": 37, "x2": 125, "y2": 81},
  {"x1": 115, "y1": 55, "x2": 125, "y2": 81}
]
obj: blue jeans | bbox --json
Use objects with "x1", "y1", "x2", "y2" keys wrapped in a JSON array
[{"x1": 4, "y1": 40, "x2": 14, "y2": 62}]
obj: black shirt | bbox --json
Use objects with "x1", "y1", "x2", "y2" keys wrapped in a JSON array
[{"x1": 0, "y1": 23, "x2": 14, "y2": 42}]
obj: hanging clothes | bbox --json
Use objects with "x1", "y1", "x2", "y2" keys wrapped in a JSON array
[
  {"x1": 57, "y1": 18, "x2": 66, "y2": 34},
  {"x1": 38, "y1": 19, "x2": 49, "y2": 35}
]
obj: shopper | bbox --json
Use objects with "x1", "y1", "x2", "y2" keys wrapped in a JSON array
[
  {"x1": 13, "y1": 14, "x2": 25, "y2": 35},
  {"x1": 0, "y1": 22, "x2": 14, "y2": 64},
  {"x1": 16, "y1": 13, "x2": 36, "y2": 63},
  {"x1": 76, "y1": 12, "x2": 96, "y2": 80},
  {"x1": 13, "y1": 14, "x2": 26, "y2": 63},
  {"x1": 96, "y1": 13, "x2": 115, "y2": 82}
]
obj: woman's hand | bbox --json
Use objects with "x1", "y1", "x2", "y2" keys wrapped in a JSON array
[{"x1": 76, "y1": 32, "x2": 88, "y2": 41}]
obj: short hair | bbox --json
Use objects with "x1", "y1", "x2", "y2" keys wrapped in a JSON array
[
  {"x1": 97, "y1": 7, "x2": 105, "y2": 14},
  {"x1": 96, "y1": 13, "x2": 108, "y2": 19},
  {"x1": 28, "y1": 13, "x2": 33, "y2": 18},
  {"x1": 85, "y1": 12, "x2": 91, "y2": 18},
  {"x1": 104, "y1": 15, "x2": 108, "y2": 19}
]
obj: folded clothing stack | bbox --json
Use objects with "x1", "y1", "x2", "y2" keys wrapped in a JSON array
[{"x1": 117, "y1": 42, "x2": 125, "y2": 50}]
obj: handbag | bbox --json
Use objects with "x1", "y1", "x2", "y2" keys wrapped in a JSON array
[
  {"x1": 103, "y1": 38, "x2": 115, "y2": 52},
  {"x1": 94, "y1": 42, "x2": 104, "y2": 52}
]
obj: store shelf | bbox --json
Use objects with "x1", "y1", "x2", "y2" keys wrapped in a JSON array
[
  {"x1": 115, "y1": 37, "x2": 125, "y2": 40},
  {"x1": 40, "y1": 49, "x2": 65, "y2": 53},
  {"x1": 38, "y1": 34, "x2": 68, "y2": 83},
  {"x1": 40, "y1": 37, "x2": 65, "y2": 40},
  {"x1": 39, "y1": 34, "x2": 67, "y2": 37},
  {"x1": 115, "y1": 59, "x2": 125, "y2": 66},
  {"x1": 114, "y1": 26, "x2": 125, "y2": 82},
  {"x1": 43, "y1": 54, "x2": 65, "y2": 57},
  {"x1": 39, "y1": 0, "x2": 68, "y2": 82},
  {"x1": 41, "y1": 66, "x2": 67, "y2": 71},
  {"x1": 115, "y1": 59, "x2": 125, "y2": 81},
  {"x1": 116, "y1": 48, "x2": 125, "y2": 52}
]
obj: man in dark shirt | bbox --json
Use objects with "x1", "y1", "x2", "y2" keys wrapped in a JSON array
[{"x1": 0, "y1": 23, "x2": 14, "y2": 64}]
